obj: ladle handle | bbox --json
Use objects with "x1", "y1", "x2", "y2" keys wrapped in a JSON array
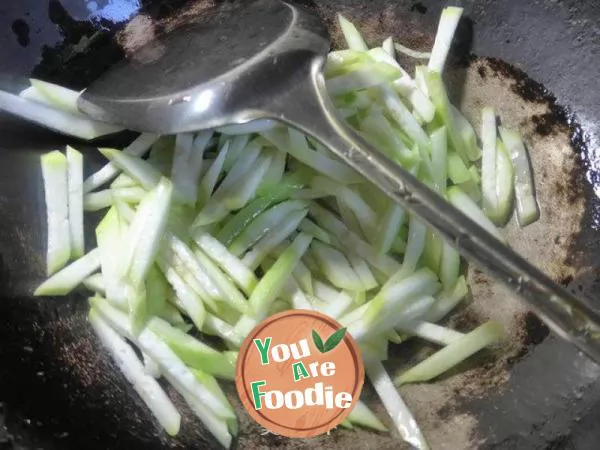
[{"x1": 271, "y1": 63, "x2": 600, "y2": 363}]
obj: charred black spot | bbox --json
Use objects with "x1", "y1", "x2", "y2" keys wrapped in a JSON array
[
  {"x1": 522, "y1": 312, "x2": 550, "y2": 346},
  {"x1": 477, "y1": 64, "x2": 487, "y2": 79},
  {"x1": 11, "y1": 19, "x2": 30, "y2": 47},
  {"x1": 560, "y1": 274, "x2": 574, "y2": 287},
  {"x1": 410, "y1": 2, "x2": 428, "y2": 14}
]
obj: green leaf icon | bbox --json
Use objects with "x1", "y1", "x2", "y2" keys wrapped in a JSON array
[
  {"x1": 323, "y1": 327, "x2": 347, "y2": 353},
  {"x1": 312, "y1": 330, "x2": 325, "y2": 352},
  {"x1": 312, "y1": 327, "x2": 347, "y2": 353}
]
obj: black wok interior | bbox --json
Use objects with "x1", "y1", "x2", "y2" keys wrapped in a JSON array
[{"x1": 1, "y1": 0, "x2": 600, "y2": 449}]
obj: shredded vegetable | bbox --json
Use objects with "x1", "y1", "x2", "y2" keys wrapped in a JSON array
[{"x1": 31, "y1": 7, "x2": 539, "y2": 449}]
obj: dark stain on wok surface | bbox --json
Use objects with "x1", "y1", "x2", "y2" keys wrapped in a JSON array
[{"x1": 1, "y1": 0, "x2": 599, "y2": 449}]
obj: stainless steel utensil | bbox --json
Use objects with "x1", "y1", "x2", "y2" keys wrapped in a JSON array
[{"x1": 77, "y1": 0, "x2": 600, "y2": 360}]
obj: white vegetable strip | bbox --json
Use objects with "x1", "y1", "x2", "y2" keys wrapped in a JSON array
[
  {"x1": 347, "y1": 253, "x2": 378, "y2": 291},
  {"x1": 88, "y1": 310, "x2": 181, "y2": 435},
  {"x1": 83, "y1": 273, "x2": 105, "y2": 295},
  {"x1": 242, "y1": 208, "x2": 308, "y2": 270},
  {"x1": 193, "y1": 247, "x2": 249, "y2": 315},
  {"x1": 66, "y1": 146, "x2": 84, "y2": 258},
  {"x1": 127, "y1": 178, "x2": 174, "y2": 287},
  {"x1": 396, "y1": 321, "x2": 503, "y2": 385},
  {"x1": 41, "y1": 150, "x2": 71, "y2": 275},
  {"x1": 397, "y1": 320, "x2": 464, "y2": 346},
  {"x1": 261, "y1": 128, "x2": 362, "y2": 184},
  {"x1": 499, "y1": 127, "x2": 539, "y2": 226},
  {"x1": 309, "y1": 203, "x2": 400, "y2": 276},
  {"x1": 428, "y1": 7, "x2": 463, "y2": 73},
  {"x1": 191, "y1": 230, "x2": 258, "y2": 296},
  {"x1": 494, "y1": 138, "x2": 515, "y2": 224},
  {"x1": 395, "y1": 43, "x2": 431, "y2": 59},
  {"x1": 157, "y1": 258, "x2": 207, "y2": 330},
  {"x1": 430, "y1": 127, "x2": 448, "y2": 193},
  {"x1": 198, "y1": 141, "x2": 229, "y2": 207},
  {"x1": 375, "y1": 202, "x2": 406, "y2": 255},
  {"x1": 228, "y1": 200, "x2": 307, "y2": 256},
  {"x1": 83, "y1": 187, "x2": 147, "y2": 211},
  {"x1": 447, "y1": 186, "x2": 504, "y2": 242},
  {"x1": 311, "y1": 241, "x2": 364, "y2": 291},
  {"x1": 171, "y1": 133, "x2": 197, "y2": 204},
  {"x1": 90, "y1": 297, "x2": 234, "y2": 420},
  {"x1": 34, "y1": 248, "x2": 100, "y2": 296},
  {"x1": 0, "y1": 90, "x2": 123, "y2": 140},
  {"x1": 96, "y1": 208, "x2": 128, "y2": 309},
  {"x1": 365, "y1": 358, "x2": 429, "y2": 450},
  {"x1": 203, "y1": 313, "x2": 244, "y2": 348},
  {"x1": 338, "y1": 14, "x2": 369, "y2": 51},
  {"x1": 481, "y1": 107, "x2": 498, "y2": 218},
  {"x1": 83, "y1": 133, "x2": 159, "y2": 193},
  {"x1": 99, "y1": 148, "x2": 162, "y2": 190},
  {"x1": 29, "y1": 79, "x2": 81, "y2": 115}
]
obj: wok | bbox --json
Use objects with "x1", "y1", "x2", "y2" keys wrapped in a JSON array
[{"x1": 1, "y1": 0, "x2": 599, "y2": 449}]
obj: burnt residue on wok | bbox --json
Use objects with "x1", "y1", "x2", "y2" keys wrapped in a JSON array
[{"x1": 1, "y1": 0, "x2": 600, "y2": 449}]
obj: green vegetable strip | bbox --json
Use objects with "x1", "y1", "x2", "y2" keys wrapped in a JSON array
[
  {"x1": 261, "y1": 128, "x2": 362, "y2": 184},
  {"x1": 191, "y1": 230, "x2": 257, "y2": 296},
  {"x1": 193, "y1": 247, "x2": 249, "y2": 315},
  {"x1": 493, "y1": 137, "x2": 515, "y2": 225},
  {"x1": 88, "y1": 310, "x2": 181, "y2": 436},
  {"x1": 83, "y1": 187, "x2": 147, "y2": 211},
  {"x1": 248, "y1": 233, "x2": 312, "y2": 318},
  {"x1": 310, "y1": 240, "x2": 364, "y2": 291},
  {"x1": 66, "y1": 146, "x2": 84, "y2": 258},
  {"x1": 197, "y1": 141, "x2": 229, "y2": 207},
  {"x1": 326, "y1": 62, "x2": 402, "y2": 97},
  {"x1": 375, "y1": 201, "x2": 406, "y2": 255},
  {"x1": 424, "y1": 70, "x2": 470, "y2": 163},
  {"x1": 430, "y1": 127, "x2": 447, "y2": 193},
  {"x1": 395, "y1": 321, "x2": 503, "y2": 385},
  {"x1": 450, "y1": 104, "x2": 481, "y2": 161},
  {"x1": 309, "y1": 203, "x2": 401, "y2": 276},
  {"x1": 156, "y1": 258, "x2": 206, "y2": 330},
  {"x1": 34, "y1": 248, "x2": 100, "y2": 296},
  {"x1": 242, "y1": 208, "x2": 308, "y2": 270},
  {"x1": 111, "y1": 173, "x2": 137, "y2": 188},
  {"x1": 30, "y1": 79, "x2": 81, "y2": 114},
  {"x1": 84, "y1": 134, "x2": 159, "y2": 193},
  {"x1": 98, "y1": 148, "x2": 161, "y2": 191},
  {"x1": 292, "y1": 260, "x2": 313, "y2": 295},
  {"x1": 41, "y1": 150, "x2": 71, "y2": 275},
  {"x1": 347, "y1": 253, "x2": 378, "y2": 291},
  {"x1": 439, "y1": 238, "x2": 461, "y2": 290},
  {"x1": 90, "y1": 297, "x2": 234, "y2": 421},
  {"x1": 447, "y1": 186, "x2": 504, "y2": 242},
  {"x1": 228, "y1": 200, "x2": 307, "y2": 256},
  {"x1": 194, "y1": 145, "x2": 262, "y2": 226},
  {"x1": 298, "y1": 218, "x2": 331, "y2": 244},
  {"x1": 222, "y1": 134, "x2": 250, "y2": 172},
  {"x1": 348, "y1": 400, "x2": 388, "y2": 432},
  {"x1": 202, "y1": 313, "x2": 244, "y2": 348},
  {"x1": 171, "y1": 133, "x2": 196, "y2": 204},
  {"x1": 96, "y1": 208, "x2": 128, "y2": 309},
  {"x1": 83, "y1": 273, "x2": 105, "y2": 295},
  {"x1": 362, "y1": 268, "x2": 440, "y2": 327},
  {"x1": 164, "y1": 234, "x2": 222, "y2": 306},
  {"x1": 128, "y1": 178, "x2": 174, "y2": 288},
  {"x1": 148, "y1": 317, "x2": 236, "y2": 380},
  {"x1": 377, "y1": 85, "x2": 430, "y2": 149},
  {"x1": 446, "y1": 151, "x2": 471, "y2": 184}
]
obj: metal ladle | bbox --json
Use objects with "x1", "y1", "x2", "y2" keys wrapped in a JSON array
[{"x1": 77, "y1": 0, "x2": 600, "y2": 361}]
